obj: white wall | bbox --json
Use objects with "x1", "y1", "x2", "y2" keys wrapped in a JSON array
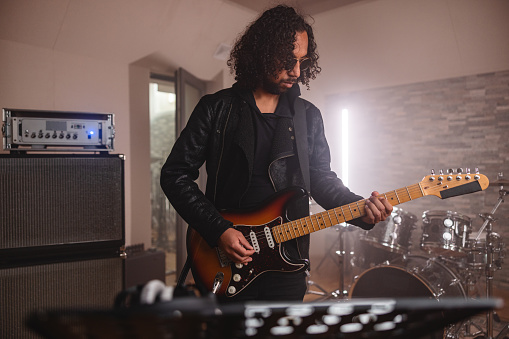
[{"x1": 303, "y1": 0, "x2": 509, "y2": 108}]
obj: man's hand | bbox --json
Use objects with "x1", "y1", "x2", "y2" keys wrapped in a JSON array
[
  {"x1": 218, "y1": 228, "x2": 255, "y2": 265},
  {"x1": 361, "y1": 191, "x2": 393, "y2": 224}
]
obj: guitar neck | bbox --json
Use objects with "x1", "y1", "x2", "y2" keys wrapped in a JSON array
[{"x1": 272, "y1": 183, "x2": 424, "y2": 244}]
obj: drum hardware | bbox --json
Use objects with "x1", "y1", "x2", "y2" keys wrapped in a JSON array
[
  {"x1": 308, "y1": 224, "x2": 355, "y2": 299},
  {"x1": 305, "y1": 271, "x2": 331, "y2": 300},
  {"x1": 469, "y1": 172, "x2": 508, "y2": 339}
]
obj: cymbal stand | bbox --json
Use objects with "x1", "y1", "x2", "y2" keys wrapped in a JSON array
[{"x1": 474, "y1": 183, "x2": 507, "y2": 339}]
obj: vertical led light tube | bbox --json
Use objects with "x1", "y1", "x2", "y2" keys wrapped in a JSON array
[{"x1": 342, "y1": 109, "x2": 349, "y2": 187}]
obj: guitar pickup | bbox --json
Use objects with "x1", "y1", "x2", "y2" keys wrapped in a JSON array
[
  {"x1": 265, "y1": 226, "x2": 275, "y2": 249},
  {"x1": 250, "y1": 230, "x2": 260, "y2": 253}
]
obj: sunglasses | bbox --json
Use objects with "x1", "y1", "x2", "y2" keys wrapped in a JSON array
[{"x1": 289, "y1": 57, "x2": 311, "y2": 71}]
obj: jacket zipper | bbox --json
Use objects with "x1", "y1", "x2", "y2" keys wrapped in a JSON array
[{"x1": 213, "y1": 102, "x2": 233, "y2": 203}]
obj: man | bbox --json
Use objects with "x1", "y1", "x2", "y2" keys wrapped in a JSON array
[{"x1": 160, "y1": 5, "x2": 392, "y2": 302}]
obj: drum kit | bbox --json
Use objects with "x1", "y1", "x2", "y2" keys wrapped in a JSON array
[{"x1": 308, "y1": 174, "x2": 509, "y2": 339}]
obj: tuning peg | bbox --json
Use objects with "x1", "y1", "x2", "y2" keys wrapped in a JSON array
[
  {"x1": 447, "y1": 168, "x2": 454, "y2": 174},
  {"x1": 457, "y1": 168, "x2": 463, "y2": 174},
  {"x1": 474, "y1": 167, "x2": 480, "y2": 180},
  {"x1": 466, "y1": 168, "x2": 471, "y2": 174},
  {"x1": 429, "y1": 169, "x2": 436, "y2": 181},
  {"x1": 439, "y1": 169, "x2": 444, "y2": 175}
]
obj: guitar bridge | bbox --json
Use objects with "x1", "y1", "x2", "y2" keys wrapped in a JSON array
[{"x1": 216, "y1": 247, "x2": 231, "y2": 267}]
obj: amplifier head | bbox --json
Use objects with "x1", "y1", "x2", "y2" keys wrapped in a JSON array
[{"x1": 2, "y1": 108, "x2": 115, "y2": 152}]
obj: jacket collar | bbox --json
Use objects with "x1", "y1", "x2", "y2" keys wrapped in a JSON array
[{"x1": 232, "y1": 82, "x2": 301, "y2": 118}]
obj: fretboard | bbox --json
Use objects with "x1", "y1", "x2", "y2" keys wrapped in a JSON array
[{"x1": 271, "y1": 183, "x2": 424, "y2": 243}]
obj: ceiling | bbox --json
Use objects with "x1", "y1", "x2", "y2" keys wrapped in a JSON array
[
  {"x1": 226, "y1": 0, "x2": 368, "y2": 15},
  {"x1": 0, "y1": 0, "x2": 368, "y2": 82}
]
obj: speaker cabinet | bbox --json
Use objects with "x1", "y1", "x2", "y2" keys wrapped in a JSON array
[
  {"x1": 0, "y1": 154, "x2": 124, "y2": 253},
  {"x1": 0, "y1": 154, "x2": 125, "y2": 338},
  {"x1": 1, "y1": 256, "x2": 124, "y2": 338}
]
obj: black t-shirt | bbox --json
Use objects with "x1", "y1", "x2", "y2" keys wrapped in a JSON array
[
  {"x1": 237, "y1": 87, "x2": 297, "y2": 209},
  {"x1": 240, "y1": 111, "x2": 278, "y2": 208}
]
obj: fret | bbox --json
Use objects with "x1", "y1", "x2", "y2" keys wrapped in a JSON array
[
  {"x1": 312, "y1": 214, "x2": 322, "y2": 230},
  {"x1": 332, "y1": 208, "x2": 340, "y2": 225},
  {"x1": 347, "y1": 204, "x2": 355, "y2": 221},
  {"x1": 287, "y1": 220, "x2": 295, "y2": 238},
  {"x1": 284, "y1": 223, "x2": 295, "y2": 240},
  {"x1": 340, "y1": 205, "x2": 352, "y2": 222},
  {"x1": 393, "y1": 190, "x2": 401, "y2": 204},
  {"x1": 282, "y1": 223, "x2": 291, "y2": 241},
  {"x1": 306, "y1": 216, "x2": 316, "y2": 232},
  {"x1": 396, "y1": 187, "x2": 411, "y2": 203},
  {"x1": 325, "y1": 210, "x2": 334, "y2": 227},
  {"x1": 412, "y1": 183, "x2": 424, "y2": 199},
  {"x1": 290, "y1": 222, "x2": 298, "y2": 239},
  {"x1": 299, "y1": 218, "x2": 309, "y2": 235},
  {"x1": 417, "y1": 183, "x2": 425, "y2": 197},
  {"x1": 274, "y1": 225, "x2": 283, "y2": 243},
  {"x1": 290, "y1": 221, "x2": 298, "y2": 239},
  {"x1": 358, "y1": 201, "x2": 366, "y2": 216},
  {"x1": 405, "y1": 186, "x2": 413, "y2": 201},
  {"x1": 354, "y1": 201, "x2": 362, "y2": 218},
  {"x1": 335, "y1": 207, "x2": 345, "y2": 224},
  {"x1": 317, "y1": 214, "x2": 325, "y2": 229},
  {"x1": 294, "y1": 220, "x2": 302, "y2": 237}
]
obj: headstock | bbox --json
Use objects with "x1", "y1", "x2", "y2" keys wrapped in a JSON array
[{"x1": 421, "y1": 168, "x2": 489, "y2": 199}]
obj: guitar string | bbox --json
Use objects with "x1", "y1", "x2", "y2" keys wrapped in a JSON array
[
  {"x1": 234, "y1": 182, "x2": 455, "y2": 244},
  {"x1": 238, "y1": 187, "x2": 424, "y2": 243}
]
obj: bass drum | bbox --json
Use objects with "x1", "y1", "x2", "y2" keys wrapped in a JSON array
[{"x1": 349, "y1": 256, "x2": 466, "y2": 338}]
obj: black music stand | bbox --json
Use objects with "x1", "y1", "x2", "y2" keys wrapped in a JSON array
[{"x1": 28, "y1": 296, "x2": 502, "y2": 339}]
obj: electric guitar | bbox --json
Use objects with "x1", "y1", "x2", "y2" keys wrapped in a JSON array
[{"x1": 187, "y1": 171, "x2": 489, "y2": 297}]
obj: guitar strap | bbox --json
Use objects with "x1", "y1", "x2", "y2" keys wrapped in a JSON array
[{"x1": 293, "y1": 97, "x2": 311, "y2": 194}]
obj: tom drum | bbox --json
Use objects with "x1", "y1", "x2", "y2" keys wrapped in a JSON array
[{"x1": 421, "y1": 210, "x2": 471, "y2": 257}]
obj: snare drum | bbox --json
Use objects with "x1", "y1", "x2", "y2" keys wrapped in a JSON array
[
  {"x1": 360, "y1": 207, "x2": 417, "y2": 254},
  {"x1": 421, "y1": 210, "x2": 471, "y2": 257}
]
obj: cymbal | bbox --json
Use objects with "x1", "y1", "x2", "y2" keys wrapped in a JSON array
[{"x1": 489, "y1": 179, "x2": 509, "y2": 186}]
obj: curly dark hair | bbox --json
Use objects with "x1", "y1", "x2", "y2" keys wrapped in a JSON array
[{"x1": 227, "y1": 5, "x2": 321, "y2": 90}]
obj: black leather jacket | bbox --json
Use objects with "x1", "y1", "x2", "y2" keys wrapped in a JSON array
[{"x1": 160, "y1": 83, "x2": 372, "y2": 260}]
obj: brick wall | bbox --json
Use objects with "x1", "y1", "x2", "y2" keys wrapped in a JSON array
[{"x1": 323, "y1": 70, "x2": 509, "y2": 291}]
